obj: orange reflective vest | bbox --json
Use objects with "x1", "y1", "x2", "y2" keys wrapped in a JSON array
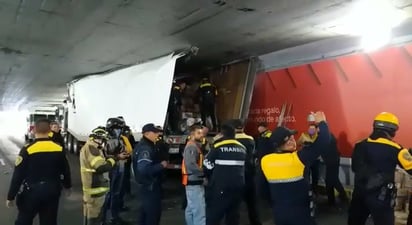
[{"x1": 182, "y1": 140, "x2": 203, "y2": 186}]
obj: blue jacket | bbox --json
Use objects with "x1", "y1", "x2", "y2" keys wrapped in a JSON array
[{"x1": 133, "y1": 137, "x2": 164, "y2": 188}]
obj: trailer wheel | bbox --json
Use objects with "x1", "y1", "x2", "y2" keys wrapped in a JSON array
[
  {"x1": 73, "y1": 139, "x2": 80, "y2": 155},
  {"x1": 67, "y1": 134, "x2": 73, "y2": 154},
  {"x1": 64, "y1": 134, "x2": 69, "y2": 151}
]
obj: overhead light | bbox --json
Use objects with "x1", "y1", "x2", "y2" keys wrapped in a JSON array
[{"x1": 342, "y1": 0, "x2": 408, "y2": 51}]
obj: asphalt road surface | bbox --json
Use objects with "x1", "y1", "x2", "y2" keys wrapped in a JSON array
[{"x1": 0, "y1": 135, "x2": 355, "y2": 225}]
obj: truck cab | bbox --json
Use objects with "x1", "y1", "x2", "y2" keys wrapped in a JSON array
[{"x1": 25, "y1": 112, "x2": 56, "y2": 143}]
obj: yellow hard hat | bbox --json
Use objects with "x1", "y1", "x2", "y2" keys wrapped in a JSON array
[{"x1": 373, "y1": 112, "x2": 399, "y2": 131}]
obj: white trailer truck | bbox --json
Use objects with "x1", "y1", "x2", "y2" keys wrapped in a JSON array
[{"x1": 63, "y1": 52, "x2": 259, "y2": 169}]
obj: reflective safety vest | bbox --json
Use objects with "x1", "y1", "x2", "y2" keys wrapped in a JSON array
[
  {"x1": 121, "y1": 135, "x2": 132, "y2": 154},
  {"x1": 182, "y1": 140, "x2": 203, "y2": 186}
]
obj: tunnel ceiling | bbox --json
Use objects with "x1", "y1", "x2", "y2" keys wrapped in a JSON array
[{"x1": 1, "y1": 0, "x2": 412, "y2": 110}]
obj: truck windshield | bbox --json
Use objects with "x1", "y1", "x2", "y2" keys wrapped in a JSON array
[{"x1": 31, "y1": 114, "x2": 56, "y2": 122}]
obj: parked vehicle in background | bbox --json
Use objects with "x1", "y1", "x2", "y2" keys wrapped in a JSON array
[{"x1": 25, "y1": 111, "x2": 56, "y2": 142}]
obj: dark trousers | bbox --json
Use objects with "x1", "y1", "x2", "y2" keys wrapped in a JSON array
[
  {"x1": 273, "y1": 205, "x2": 314, "y2": 225},
  {"x1": 168, "y1": 107, "x2": 181, "y2": 133},
  {"x1": 310, "y1": 160, "x2": 320, "y2": 192},
  {"x1": 207, "y1": 187, "x2": 243, "y2": 225},
  {"x1": 325, "y1": 162, "x2": 347, "y2": 205},
  {"x1": 104, "y1": 166, "x2": 124, "y2": 221},
  {"x1": 241, "y1": 181, "x2": 262, "y2": 225},
  {"x1": 138, "y1": 185, "x2": 162, "y2": 225},
  {"x1": 15, "y1": 183, "x2": 61, "y2": 225},
  {"x1": 200, "y1": 101, "x2": 217, "y2": 130},
  {"x1": 348, "y1": 189, "x2": 394, "y2": 225},
  {"x1": 122, "y1": 159, "x2": 132, "y2": 197}
]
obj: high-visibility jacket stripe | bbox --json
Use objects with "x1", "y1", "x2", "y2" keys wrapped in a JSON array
[
  {"x1": 182, "y1": 141, "x2": 203, "y2": 186},
  {"x1": 83, "y1": 187, "x2": 109, "y2": 195},
  {"x1": 215, "y1": 159, "x2": 245, "y2": 166}
]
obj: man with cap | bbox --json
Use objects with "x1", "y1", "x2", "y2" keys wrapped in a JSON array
[
  {"x1": 133, "y1": 124, "x2": 168, "y2": 225},
  {"x1": 260, "y1": 111, "x2": 330, "y2": 225}
]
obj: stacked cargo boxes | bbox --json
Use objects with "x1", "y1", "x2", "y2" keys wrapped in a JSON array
[{"x1": 395, "y1": 169, "x2": 411, "y2": 225}]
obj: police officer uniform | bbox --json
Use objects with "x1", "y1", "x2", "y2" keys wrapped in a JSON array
[
  {"x1": 197, "y1": 77, "x2": 218, "y2": 130},
  {"x1": 260, "y1": 121, "x2": 330, "y2": 225},
  {"x1": 7, "y1": 136, "x2": 72, "y2": 225},
  {"x1": 348, "y1": 112, "x2": 412, "y2": 225},
  {"x1": 203, "y1": 137, "x2": 246, "y2": 225},
  {"x1": 48, "y1": 131, "x2": 65, "y2": 148},
  {"x1": 133, "y1": 124, "x2": 165, "y2": 225},
  {"x1": 80, "y1": 127, "x2": 117, "y2": 225}
]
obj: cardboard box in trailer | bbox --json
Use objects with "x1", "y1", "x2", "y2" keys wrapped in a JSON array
[{"x1": 166, "y1": 58, "x2": 260, "y2": 169}]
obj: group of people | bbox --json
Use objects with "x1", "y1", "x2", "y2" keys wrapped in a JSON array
[
  {"x1": 168, "y1": 77, "x2": 218, "y2": 134},
  {"x1": 6, "y1": 110, "x2": 412, "y2": 225},
  {"x1": 180, "y1": 111, "x2": 412, "y2": 225}
]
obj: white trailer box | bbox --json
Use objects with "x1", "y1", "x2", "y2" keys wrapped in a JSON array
[{"x1": 65, "y1": 53, "x2": 181, "y2": 153}]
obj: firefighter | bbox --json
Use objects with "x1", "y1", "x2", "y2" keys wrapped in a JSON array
[
  {"x1": 182, "y1": 125, "x2": 206, "y2": 225},
  {"x1": 197, "y1": 77, "x2": 218, "y2": 131},
  {"x1": 348, "y1": 112, "x2": 412, "y2": 225},
  {"x1": 231, "y1": 119, "x2": 262, "y2": 225},
  {"x1": 48, "y1": 121, "x2": 65, "y2": 148},
  {"x1": 6, "y1": 119, "x2": 72, "y2": 225},
  {"x1": 133, "y1": 123, "x2": 168, "y2": 225},
  {"x1": 168, "y1": 81, "x2": 186, "y2": 134},
  {"x1": 260, "y1": 111, "x2": 329, "y2": 225},
  {"x1": 80, "y1": 127, "x2": 128, "y2": 225},
  {"x1": 203, "y1": 123, "x2": 246, "y2": 225},
  {"x1": 104, "y1": 117, "x2": 130, "y2": 225}
]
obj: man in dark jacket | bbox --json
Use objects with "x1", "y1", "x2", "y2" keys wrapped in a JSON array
[
  {"x1": 232, "y1": 119, "x2": 262, "y2": 225},
  {"x1": 203, "y1": 123, "x2": 246, "y2": 225},
  {"x1": 49, "y1": 122, "x2": 65, "y2": 149},
  {"x1": 260, "y1": 112, "x2": 329, "y2": 225},
  {"x1": 322, "y1": 133, "x2": 348, "y2": 206},
  {"x1": 133, "y1": 124, "x2": 168, "y2": 225},
  {"x1": 168, "y1": 81, "x2": 185, "y2": 134}
]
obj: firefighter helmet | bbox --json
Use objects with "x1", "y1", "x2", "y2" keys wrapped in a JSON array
[
  {"x1": 106, "y1": 117, "x2": 124, "y2": 130},
  {"x1": 90, "y1": 126, "x2": 109, "y2": 140},
  {"x1": 373, "y1": 112, "x2": 399, "y2": 131}
]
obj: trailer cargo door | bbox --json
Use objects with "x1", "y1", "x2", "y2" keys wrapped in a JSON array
[
  {"x1": 67, "y1": 53, "x2": 182, "y2": 141},
  {"x1": 210, "y1": 58, "x2": 260, "y2": 123}
]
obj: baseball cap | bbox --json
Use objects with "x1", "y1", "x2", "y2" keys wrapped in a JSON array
[
  {"x1": 142, "y1": 123, "x2": 163, "y2": 133},
  {"x1": 270, "y1": 126, "x2": 297, "y2": 147}
]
